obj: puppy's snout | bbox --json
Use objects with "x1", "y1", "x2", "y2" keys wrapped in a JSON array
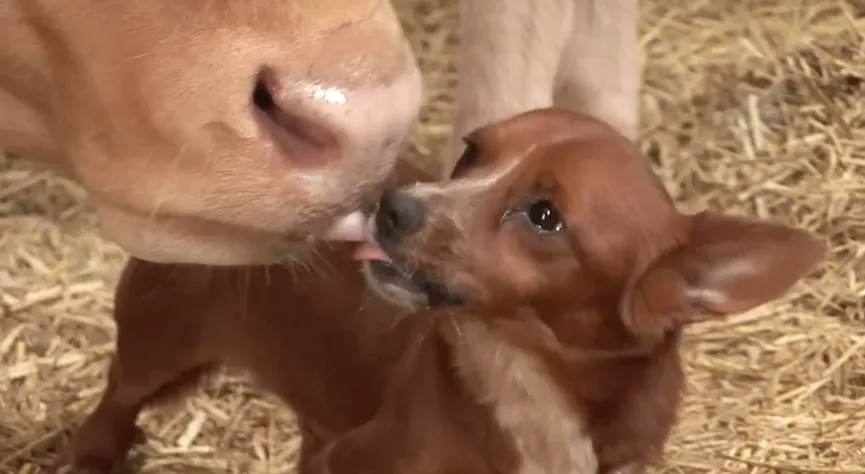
[{"x1": 376, "y1": 191, "x2": 425, "y2": 242}]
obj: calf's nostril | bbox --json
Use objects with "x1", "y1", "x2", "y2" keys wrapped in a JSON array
[
  {"x1": 252, "y1": 79, "x2": 276, "y2": 113},
  {"x1": 251, "y1": 68, "x2": 339, "y2": 165}
]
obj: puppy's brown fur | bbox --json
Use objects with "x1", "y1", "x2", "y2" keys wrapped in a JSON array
[{"x1": 60, "y1": 109, "x2": 824, "y2": 474}]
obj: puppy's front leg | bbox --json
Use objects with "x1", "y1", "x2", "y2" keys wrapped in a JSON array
[
  {"x1": 443, "y1": 0, "x2": 575, "y2": 177},
  {"x1": 553, "y1": 0, "x2": 641, "y2": 140}
]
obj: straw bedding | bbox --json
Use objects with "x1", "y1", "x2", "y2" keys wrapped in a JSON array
[{"x1": 2, "y1": 0, "x2": 864, "y2": 472}]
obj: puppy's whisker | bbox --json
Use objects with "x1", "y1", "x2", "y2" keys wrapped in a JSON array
[{"x1": 447, "y1": 312, "x2": 464, "y2": 340}]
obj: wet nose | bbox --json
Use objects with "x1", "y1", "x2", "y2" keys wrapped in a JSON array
[
  {"x1": 251, "y1": 70, "x2": 341, "y2": 166},
  {"x1": 376, "y1": 190, "x2": 426, "y2": 242},
  {"x1": 250, "y1": 26, "x2": 422, "y2": 169}
]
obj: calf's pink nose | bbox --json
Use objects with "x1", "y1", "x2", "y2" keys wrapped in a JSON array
[
  {"x1": 249, "y1": 29, "x2": 423, "y2": 170},
  {"x1": 251, "y1": 70, "x2": 343, "y2": 167}
]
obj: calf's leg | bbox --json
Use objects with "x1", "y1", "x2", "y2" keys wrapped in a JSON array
[
  {"x1": 300, "y1": 421, "x2": 404, "y2": 474},
  {"x1": 58, "y1": 363, "x2": 212, "y2": 474},
  {"x1": 554, "y1": 0, "x2": 641, "y2": 140},
  {"x1": 443, "y1": 0, "x2": 576, "y2": 176},
  {"x1": 444, "y1": 0, "x2": 642, "y2": 176},
  {"x1": 296, "y1": 422, "x2": 329, "y2": 474},
  {"x1": 58, "y1": 261, "x2": 221, "y2": 473}
]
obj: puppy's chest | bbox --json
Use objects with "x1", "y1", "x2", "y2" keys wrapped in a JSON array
[{"x1": 453, "y1": 323, "x2": 598, "y2": 474}]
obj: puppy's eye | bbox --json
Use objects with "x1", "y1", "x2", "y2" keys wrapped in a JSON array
[
  {"x1": 450, "y1": 138, "x2": 480, "y2": 179},
  {"x1": 525, "y1": 199, "x2": 565, "y2": 233}
]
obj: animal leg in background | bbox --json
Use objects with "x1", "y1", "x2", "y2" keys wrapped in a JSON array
[
  {"x1": 444, "y1": 0, "x2": 641, "y2": 175},
  {"x1": 554, "y1": 0, "x2": 641, "y2": 141},
  {"x1": 444, "y1": 0, "x2": 574, "y2": 176},
  {"x1": 58, "y1": 263, "x2": 218, "y2": 474}
]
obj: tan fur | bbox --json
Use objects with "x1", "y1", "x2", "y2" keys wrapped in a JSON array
[
  {"x1": 452, "y1": 319, "x2": 598, "y2": 474},
  {"x1": 1, "y1": 0, "x2": 422, "y2": 265},
  {"x1": 446, "y1": 0, "x2": 641, "y2": 176}
]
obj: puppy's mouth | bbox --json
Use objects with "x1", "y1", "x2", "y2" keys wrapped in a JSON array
[{"x1": 353, "y1": 241, "x2": 463, "y2": 310}]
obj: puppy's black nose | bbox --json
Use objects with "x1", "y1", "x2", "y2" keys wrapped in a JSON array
[{"x1": 376, "y1": 190, "x2": 425, "y2": 242}]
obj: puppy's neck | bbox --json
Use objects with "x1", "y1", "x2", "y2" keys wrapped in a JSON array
[
  {"x1": 440, "y1": 316, "x2": 601, "y2": 474},
  {"x1": 451, "y1": 302, "x2": 656, "y2": 362},
  {"x1": 436, "y1": 305, "x2": 673, "y2": 474}
]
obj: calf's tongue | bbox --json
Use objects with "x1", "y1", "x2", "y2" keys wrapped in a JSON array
[
  {"x1": 322, "y1": 211, "x2": 367, "y2": 242},
  {"x1": 321, "y1": 211, "x2": 391, "y2": 262}
]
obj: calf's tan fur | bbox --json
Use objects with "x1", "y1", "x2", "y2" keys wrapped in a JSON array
[
  {"x1": 60, "y1": 109, "x2": 823, "y2": 474},
  {"x1": 1, "y1": 0, "x2": 641, "y2": 265},
  {"x1": 446, "y1": 0, "x2": 641, "y2": 174},
  {"x1": 1, "y1": 0, "x2": 421, "y2": 265}
]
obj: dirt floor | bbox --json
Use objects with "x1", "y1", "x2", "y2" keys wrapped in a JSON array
[{"x1": 2, "y1": 0, "x2": 865, "y2": 472}]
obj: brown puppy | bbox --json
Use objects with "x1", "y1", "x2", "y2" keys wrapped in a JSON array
[{"x1": 59, "y1": 109, "x2": 824, "y2": 474}]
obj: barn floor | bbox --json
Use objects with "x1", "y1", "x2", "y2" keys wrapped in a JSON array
[{"x1": 2, "y1": 0, "x2": 865, "y2": 473}]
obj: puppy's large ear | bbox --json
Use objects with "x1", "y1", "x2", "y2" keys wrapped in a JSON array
[{"x1": 621, "y1": 211, "x2": 825, "y2": 338}]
